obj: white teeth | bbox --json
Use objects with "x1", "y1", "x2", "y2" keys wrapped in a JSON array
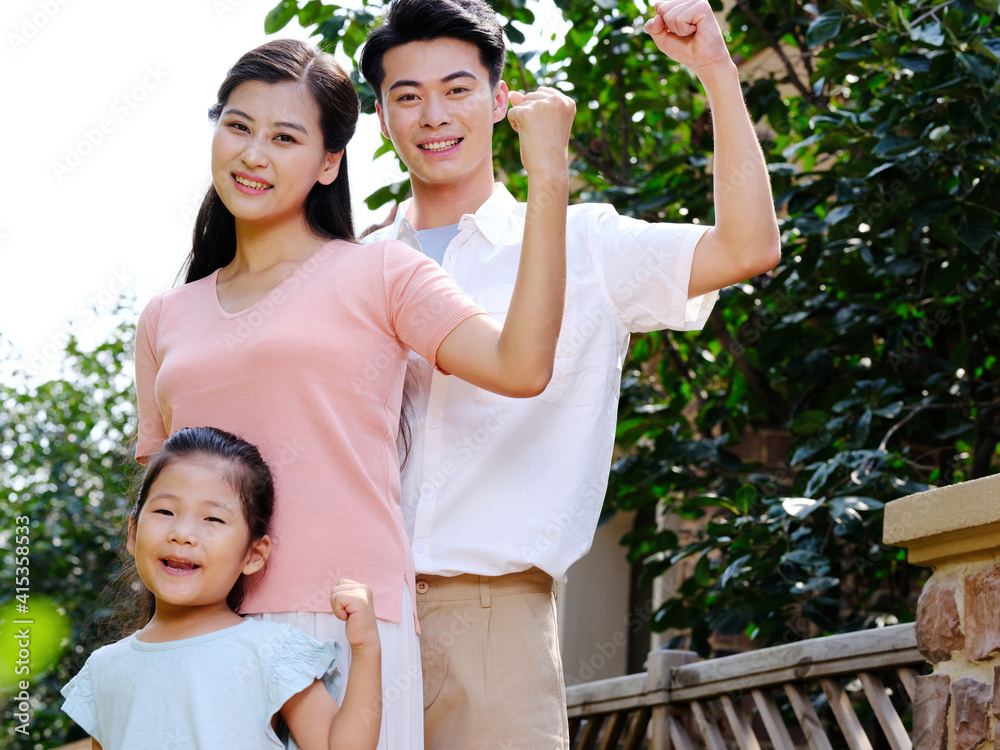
[
  {"x1": 235, "y1": 175, "x2": 271, "y2": 190},
  {"x1": 419, "y1": 139, "x2": 460, "y2": 152}
]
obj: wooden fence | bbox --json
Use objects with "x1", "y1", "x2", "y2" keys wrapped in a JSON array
[{"x1": 567, "y1": 623, "x2": 923, "y2": 750}]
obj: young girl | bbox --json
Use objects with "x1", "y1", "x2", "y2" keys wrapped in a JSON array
[
  {"x1": 61, "y1": 426, "x2": 382, "y2": 749},
  {"x1": 134, "y1": 38, "x2": 571, "y2": 747}
]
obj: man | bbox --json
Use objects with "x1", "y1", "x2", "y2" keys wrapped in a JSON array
[{"x1": 360, "y1": 0, "x2": 780, "y2": 746}]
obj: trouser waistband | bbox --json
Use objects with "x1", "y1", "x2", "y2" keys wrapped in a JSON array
[{"x1": 415, "y1": 567, "x2": 556, "y2": 607}]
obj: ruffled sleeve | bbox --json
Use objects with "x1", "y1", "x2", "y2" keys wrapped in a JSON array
[
  {"x1": 60, "y1": 660, "x2": 100, "y2": 742},
  {"x1": 267, "y1": 626, "x2": 342, "y2": 719}
]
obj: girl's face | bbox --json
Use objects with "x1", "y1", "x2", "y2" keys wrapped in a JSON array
[
  {"x1": 211, "y1": 80, "x2": 343, "y2": 233},
  {"x1": 127, "y1": 458, "x2": 269, "y2": 616}
]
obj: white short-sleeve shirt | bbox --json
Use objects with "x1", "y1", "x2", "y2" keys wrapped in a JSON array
[{"x1": 365, "y1": 184, "x2": 718, "y2": 581}]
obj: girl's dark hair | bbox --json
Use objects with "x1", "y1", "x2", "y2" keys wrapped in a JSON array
[
  {"x1": 117, "y1": 426, "x2": 275, "y2": 631},
  {"x1": 360, "y1": 0, "x2": 506, "y2": 104},
  {"x1": 183, "y1": 39, "x2": 360, "y2": 283}
]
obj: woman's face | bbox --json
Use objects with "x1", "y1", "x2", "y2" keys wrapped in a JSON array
[{"x1": 211, "y1": 80, "x2": 342, "y2": 233}]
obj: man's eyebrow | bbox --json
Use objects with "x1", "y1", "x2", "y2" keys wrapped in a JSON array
[
  {"x1": 387, "y1": 70, "x2": 479, "y2": 92},
  {"x1": 221, "y1": 108, "x2": 308, "y2": 135}
]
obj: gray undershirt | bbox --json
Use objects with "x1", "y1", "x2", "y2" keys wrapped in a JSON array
[{"x1": 414, "y1": 223, "x2": 460, "y2": 266}]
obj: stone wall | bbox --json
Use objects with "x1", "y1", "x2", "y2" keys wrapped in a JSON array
[{"x1": 884, "y1": 473, "x2": 1000, "y2": 750}]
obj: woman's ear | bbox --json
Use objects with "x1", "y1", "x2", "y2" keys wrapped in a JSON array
[
  {"x1": 243, "y1": 535, "x2": 271, "y2": 575},
  {"x1": 317, "y1": 151, "x2": 344, "y2": 186},
  {"x1": 126, "y1": 516, "x2": 138, "y2": 557}
]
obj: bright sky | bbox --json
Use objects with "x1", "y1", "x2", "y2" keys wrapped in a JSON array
[{"x1": 0, "y1": 0, "x2": 408, "y2": 383}]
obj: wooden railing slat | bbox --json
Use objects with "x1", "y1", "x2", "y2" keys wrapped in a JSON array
[
  {"x1": 667, "y1": 714, "x2": 697, "y2": 750},
  {"x1": 819, "y1": 677, "x2": 875, "y2": 750},
  {"x1": 858, "y1": 672, "x2": 912, "y2": 750},
  {"x1": 576, "y1": 715, "x2": 603, "y2": 750},
  {"x1": 897, "y1": 667, "x2": 918, "y2": 701},
  {"x1": 691, "y1": 700, "x2": 728, "y2": 750},
  {"x1": 751, "y1": 689, "x2": 797, "y2": 750},
  {"x1": 651, "y1": 705, "x2": 669, "y2": 749},
  {"x1": 622, "y1": 707, "x2": 652, "y2": 750},
  {"x1": 719, "y1": 694, "x2": 762, "y2": 750},
  {"x1": 597, "y1": 711, "x2": 628, "y2": 750},
  {"x1": 784, "y1": 682, "x2": 835, "y2": 750}
]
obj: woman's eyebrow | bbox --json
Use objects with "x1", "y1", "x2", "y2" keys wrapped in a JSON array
[{"x1": 222, "y1": 108, "x2": 309, "y2": 135}]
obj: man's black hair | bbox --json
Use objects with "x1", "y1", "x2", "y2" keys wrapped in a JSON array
[{"x1": 360, "y1": 0, "x2": 506, "y2": 103}]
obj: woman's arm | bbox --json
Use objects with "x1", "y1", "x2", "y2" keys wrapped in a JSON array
[{"x1": 435, "y1": 87, "x2": 575, "y2": 398}]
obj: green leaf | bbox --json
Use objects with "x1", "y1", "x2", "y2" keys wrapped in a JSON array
[
  {"x1": 783, "y1": 550, "x2": 829, "y2": 568},
  {"x1": 264, "y1": 0, "x2": 298, "y2": 33},
  {"x1": 872, "y1": 135, "x2": 917, "y2": 158},
  {"x1": 910, "y1": 22, "x2": 945, "y2": 47},
  {"x1": 720, "y1": 554, "x2": 752, "y2": 588},
  {"x1": 364, "y1": 179, "x2": 410, "y2": 210},
  {"x1": 805, "y1": 11, "x2": 846, "y2": 47},
  {"x1": 971, "y1": 38, "x2": 1000, "y2": 64},
  {"x1": 791, "y1": 410, "x2": 831, "y2": 435},
  {"x1": 781, "y1": 497, "x2": 823, "y2": 519}
]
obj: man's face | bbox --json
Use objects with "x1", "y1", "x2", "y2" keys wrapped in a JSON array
[{"x1": 376, "y1": 37, "x2": 508, "y2": 192}]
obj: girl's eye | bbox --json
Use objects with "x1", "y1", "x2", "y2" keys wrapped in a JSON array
[
  {"x1": 206, "y1": 517, "x2": 225, "y2": 524},
  {"x1": 152, "y1": 509, "x2": 173, "y2": 516}
]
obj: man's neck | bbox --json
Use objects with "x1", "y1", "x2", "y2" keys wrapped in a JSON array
[{"x1": 407, "y1": 172, "x2": 496, "y2": 231}]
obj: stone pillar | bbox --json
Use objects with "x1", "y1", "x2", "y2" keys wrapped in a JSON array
[{"x1": 884, "y1": 474, "x2": 1000, "y2": 750}]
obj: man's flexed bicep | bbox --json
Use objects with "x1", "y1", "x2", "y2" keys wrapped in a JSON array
[{"x1": 645, "y1": 0, "x2": 781, "y2": 297}]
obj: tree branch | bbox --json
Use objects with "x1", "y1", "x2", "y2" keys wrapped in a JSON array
[
  {"x1": 733, "y1": 0, "x2": 820, "y2": 106},
  {"x1": 709, "y1": 310, "x2": 789, "y2": 423},
  {"x1": 569, "y1": 137, "x2": 632, "y2": 186}
]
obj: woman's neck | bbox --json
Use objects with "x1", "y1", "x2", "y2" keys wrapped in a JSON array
[
  {"x1": 231, "y1": 215, "x2": 328, "y2": 272},
  {"x1": 136, "y1": 602, "x2": 244, "y2": 643}
]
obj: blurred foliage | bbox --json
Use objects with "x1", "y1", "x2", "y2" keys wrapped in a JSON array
[
  {"x1": 273, "y1": 0, "x2": 1000, "y2": 655},
  {"x1": 1, "y1": 305, "x2": 136, "y2": 748}
]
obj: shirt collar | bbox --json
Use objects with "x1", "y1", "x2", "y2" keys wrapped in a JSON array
[{"x1": 394, "y1": 184, "x2": 517, "y2": 247}]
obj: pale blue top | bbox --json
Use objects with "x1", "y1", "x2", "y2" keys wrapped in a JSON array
[
  {"x1": 61, "y1": 618, "x2": 341, "y2": 749},
  {"x1": 414, "y1": 223, "x2": 460, "y2": 265}
]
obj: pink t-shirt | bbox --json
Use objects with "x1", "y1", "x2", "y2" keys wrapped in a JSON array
[{"x1": 135, "y1": 239, "x2": 484, "y2": 623}]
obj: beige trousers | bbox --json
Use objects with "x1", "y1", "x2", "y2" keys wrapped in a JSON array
[{"x1": 416, "y1": 568, "x2": 570, "y2": 750}]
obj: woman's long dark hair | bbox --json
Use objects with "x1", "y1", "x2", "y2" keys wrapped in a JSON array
[{"x1": 183, "y1": 39, "x2": 360, "y2": 283}]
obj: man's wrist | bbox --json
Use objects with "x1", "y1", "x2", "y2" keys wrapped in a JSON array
[{"x1": 692, "y1": 57, "x2": 740, "y2": 91}]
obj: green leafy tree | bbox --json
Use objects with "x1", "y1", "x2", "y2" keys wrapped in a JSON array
[
  {"x1": 273, "y1": 0, "x2": 1000, "y2": 656},
  {"x1": 1, "y1": 306, "x2": 137, "y2": 748}
]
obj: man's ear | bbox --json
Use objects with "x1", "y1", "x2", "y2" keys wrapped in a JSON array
[
  {"x1": 243, "y1": 535, "x2": 271, "y2": 575},
  {"x1": 126, "y1": 516, "x2": 137, "y2": 557},
  {"x1": 492, "y1": 81, "x2": 510, "y2": 125},
  {"x1": 376, "y1": 101, "x2": 392, "y2": 141},
  {"x1": 317, "y1": 151, "x2": 344, "y2": 186}
]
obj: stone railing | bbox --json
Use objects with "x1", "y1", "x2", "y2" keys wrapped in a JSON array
[{"x1": 884, "y1": 472, "x2": 1000, "y2": 750}]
